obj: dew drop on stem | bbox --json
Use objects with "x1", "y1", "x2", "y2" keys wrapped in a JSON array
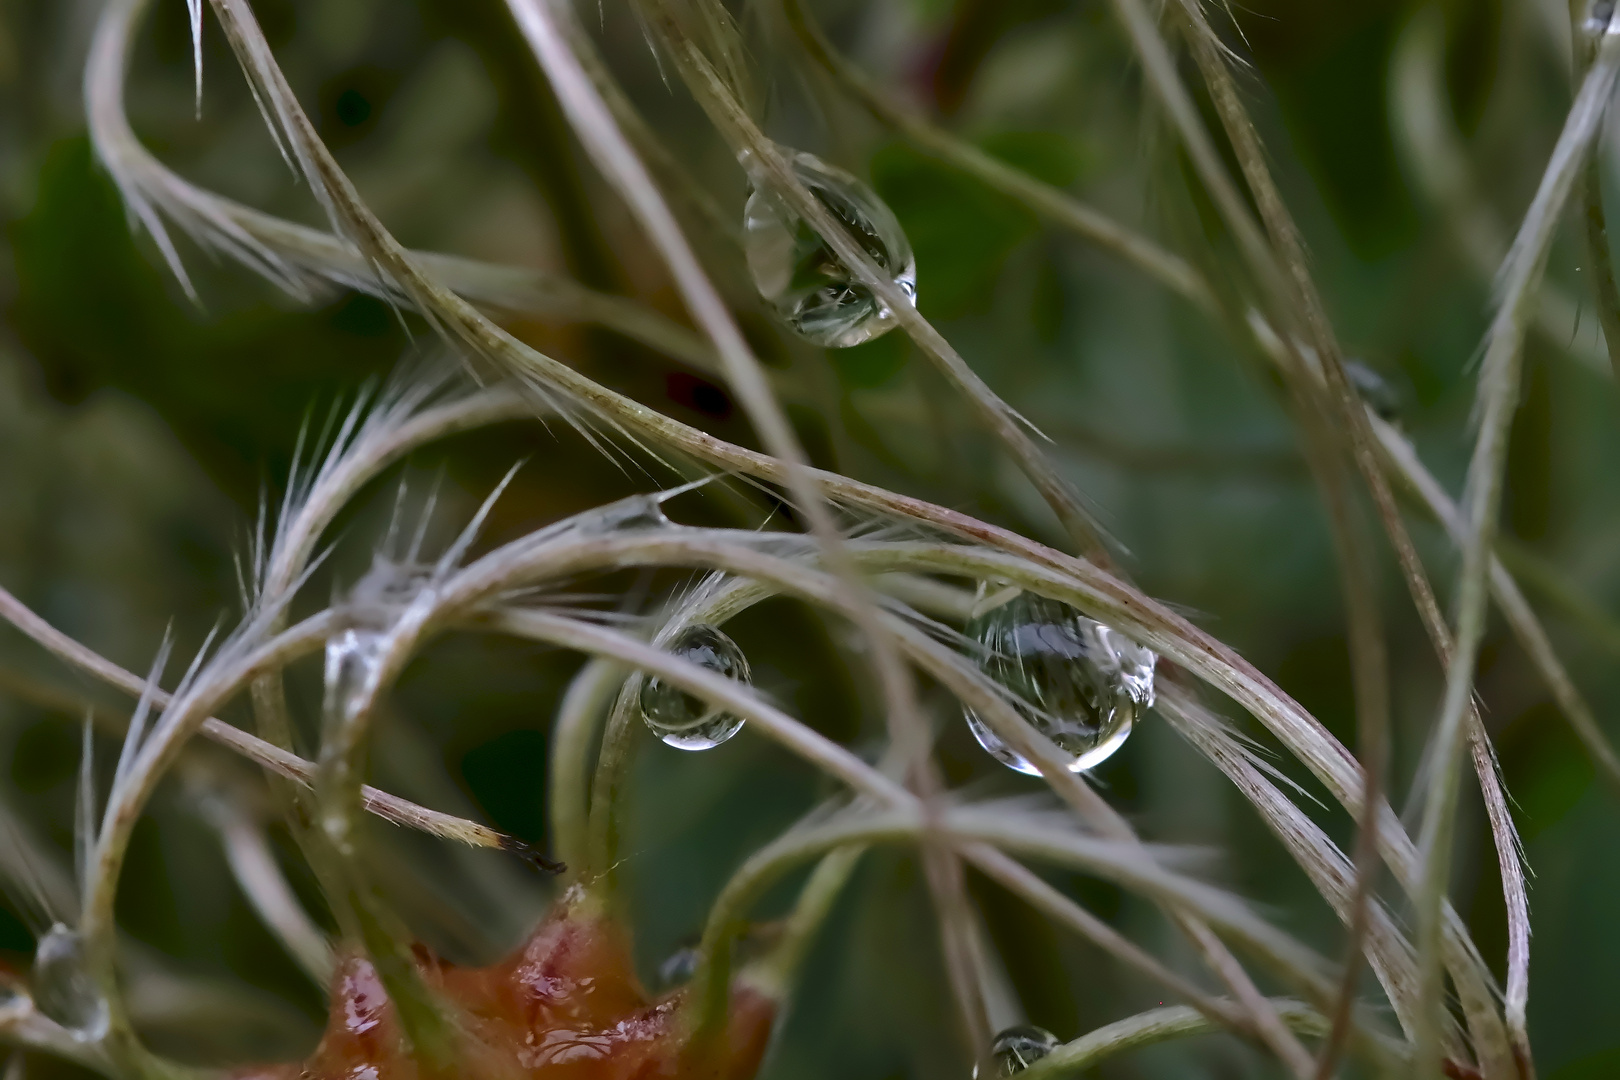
[
  {"x1": 742, "y1": 150, "x2": 917, "y2": 348},
  {"x1": 1587, "y1": 0, "x2": 1616, "y2": 36},
  {"x1": 964, "y1": 591, "x2": 1155, "y2": 775},
  {"x1": 638, "y1": 625, "x2": 751, "y2": 750},
  {"x1": 973, "y1": 1025, "x2": 1061, "y2": 1077},
  {"x1": 657, "y1": 943, "x2": 701, "y2": 988},
  {"x1": 579, "y1": 494, "x2": 672, "y2": 535},
  {"x1": 325, "y1": 627, "x2": 387, "y2": 727},
  {"x1": 1344, "y1": 359, "x2": 1401, "y2": 423},
  {"x1": 32, "y1": 923, "x2": 109, "y2": 1042}
]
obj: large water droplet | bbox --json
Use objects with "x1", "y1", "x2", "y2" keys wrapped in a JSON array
[
  {"x1": 964, "y1": 591, "x2": 1155, "y2": 775},
  {"x1": 638, "y1": 625, "x2": 750, "y2": 750},
  {"x1": 32, "y1": 924, "x2": 109, "y2": 1042},
  {"x1": 742, "y1": 150, "x2": 916, "y2": 348},
  {"x1": 973, "y1": 1025, "x2": 1061, "y2": 1077}
]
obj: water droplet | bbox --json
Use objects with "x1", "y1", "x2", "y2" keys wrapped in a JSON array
[
  {"x1": 0, "y1": 977, "x2": 27, "y2": 1012},
  {"x1": 32, "y1": 924, "x2": 109, "y2": 1042},
  {"x1": 657, "y1": 944, "x2": 701, "y2": 988},
  {"x1": 742, "y1": 150, "x2": 916, "y2": 348},
  {"x1": 581, "y1": 494, "x2": 672, "y2": 535},
  {"x1": 1344, "y1": 360, "x2": 1401, "y2": 423},
  {"x1": 964, "y1": 591, "x2": 1154, "y2": 775},
  {"x1": 325, "y1": 626, "x2": 387, "y2": 726},
  {"x1": 1587, "y1": 0, "x2": 1615, "y2": 35},
  {"x1": 973, "y1": 1025, "x2": 1061, "y2": 1078},
  {"x1": 638, "y1": 625, "x2": 750, "y2": 750}
]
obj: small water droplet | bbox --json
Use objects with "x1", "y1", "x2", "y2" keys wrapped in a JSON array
[
  {"x1": 638, "y1": 625, "x2": 750, "y2": 750},
  {"x1": 1344, "y1": 359, "x2": 1401, "y2": 423},
  {"x1": 964, "y1": 591, "x2": 1154, "y2": 775},
  {"x1": 1587, "y1": 0, "x2": 1616, "y2": 35},
  {"x1": 657, "y1": 944, "x2": 701, "y2": 988},
  {"x1": 742, "y1": 150, "x2": 916, "y2": 348},
  {"x1": 325, "y1": 626, "x2": 387, "y2": 726},
  {"x1": 581, "y1": 494, "x2": 672, "y2": 535},
  {"x1": 32, "y1": 924, "x2": 109, "y2": 1042},
  {"x1": 0, "y1": 977, "x2": 27, "y2": 1012},
  {"x1": 973, "y1": 1025, "x2": 1061, "y2": 1077}
]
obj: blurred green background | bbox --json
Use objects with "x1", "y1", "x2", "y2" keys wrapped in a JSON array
[{"x1": 1, "y1": 0, "x2": 1618, "y2": 1077}]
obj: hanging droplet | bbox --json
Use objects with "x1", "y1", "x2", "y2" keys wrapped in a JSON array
[
  {"x1": 1344, "y1": 359, "x2": 1401, "y2": 423},
  {"x1": 1586, "y1": 0, "x2": 1616, "y2": 36},
  {"x1": 657, "y1": 943, "x2": 701, "y2": 988},
  {"x1": 742, "y1": 150, "x2": 916, "y2": 348},
  {"x1": 638, "y1": 625, "x2": 750, "y2": 750},
  {"x1": 32, "y1": 923, "x2": 109, "y2": 1042},
  {"x1": 581, "y1": 494, "x2": 672, "y2": 535},
  {"x1": 325, "y1": 627, "x2": 387, "y2": 726},
  {"x1": 964, "y1": 591, "x2": 1155, "y2": 775},
  {"x1": 972, "y1": 1025, "x2": 1061, "y2": 1078}
]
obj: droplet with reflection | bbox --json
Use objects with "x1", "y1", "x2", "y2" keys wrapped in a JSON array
[
  {"x1": 964, "y1": 591, "x2": 1155, "y2": 775},
  {"x1": 639, "y1": 625, "x2": 751, "y2": 750},
  {"x1": 32, "y1": 923, "x2": 109, "y2": 1042},
  {"x1": 742, "y1": 150, "x2": 916, "y2": 348},
  {"x1": 973, "y1": 1024, "x2": 1061, "y2": 1077}
]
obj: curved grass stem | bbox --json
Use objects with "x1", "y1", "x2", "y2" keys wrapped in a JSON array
[
  {"x1": 1409, "y1": 26, "x2": 1620, "y2": 1077},
  {"x1": 1019, "y1": 1001, "x2": 1337, "y2": 1079}
]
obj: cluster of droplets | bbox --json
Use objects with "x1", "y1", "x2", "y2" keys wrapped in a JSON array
[
  {"x1": 638, "y1": 624, "x2": 752, "y2": 750},
  {"x1": 963, "y1": 589, "x2": 1156, "y2": 775},
  {"x1": 742, "y1": 149, "x2": 917, "y2": 348},
  {"x1": 973, "y1": 1025, "x2": 1061, "y2": 1078},
  {"x1": 31, "y1": 923, "x2": 110, "y2": 1042}
]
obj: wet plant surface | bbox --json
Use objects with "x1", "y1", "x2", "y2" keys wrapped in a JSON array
[{"x1": 0, "y1": 1, "x2": 1618, "y2": 1079}]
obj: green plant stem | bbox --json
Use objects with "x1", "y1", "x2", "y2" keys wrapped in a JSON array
[
  {"x1": 639, "y1": 1, "x2": 1109, "y2": 560},
  {"x1": 740, "y1": 844, "x2": 867, "y2": 999},
  {"x1": 548, "y1": 659, "x2": 625, "y2": 881},
  {"x1": 77, "y1": 613, "x2": 333, "y2": 1077},
  {"x1": 1019, "y1": 1001, "x2": 1334, "y2": 1079}
]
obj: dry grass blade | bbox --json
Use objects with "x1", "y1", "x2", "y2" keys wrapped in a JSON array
[
  {"x1": 1157, "y1": 689, "x2": 1431, "y2": 1047},
  {"x1": 632, "y1": 0, "x2": 1111, "y2": 558},
  {"x1": 0, "y1": 582, "x2": 538, "y2": 859},
  {"x1": 1375, "y1": 421, "x2": 1620, "y2": 799},
  {"x1": 1410, "y1": 23, "x2": 1620, "y2": 1077},
  {"x1": 497, "y1": 1, "x2": 1000, "y2": 1050},
  {"x1": 608, "y1": 559, "x2": 1315, "y2": 1063}
]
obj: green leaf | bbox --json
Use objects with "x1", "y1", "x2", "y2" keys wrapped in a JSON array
[
  {"x1": 869, "y1": 142, "x2": 1037, "y2": 319},
  {"x1": 829, "y1": 332, "x2": 911, "y2": 389},
  {"x1": 977, "y1": 130, "x2": 1087, "y2": 189}
]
